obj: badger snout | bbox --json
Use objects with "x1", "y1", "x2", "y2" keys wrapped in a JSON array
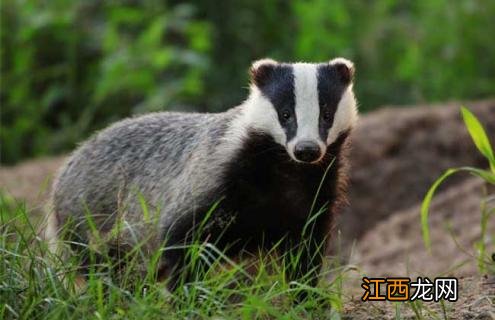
[{"x1": 293, "y1": 140, "x2": 322, "y2": 163}]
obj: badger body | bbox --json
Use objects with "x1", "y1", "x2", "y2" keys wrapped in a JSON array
[{"x1": 51, "y1": 58, "x2": 358, "y2": 290}]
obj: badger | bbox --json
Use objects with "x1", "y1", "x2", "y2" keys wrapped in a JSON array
[{"x1": 48, "y1": 58, "x2": 358, "y2": 293}]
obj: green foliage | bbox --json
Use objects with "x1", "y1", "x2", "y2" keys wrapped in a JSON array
[
  {"x1": 461, "y1": 107, "x2": 495, "y2": 172},
  {"x1": 0, "y1": 195, "x2": 347, "y2": 319},
  {"x1": 2, "y1": 0, "x2": 495, "y2": 163},
  {"x1": 1, "y1": 1, "x2": 211, "y2": 163},
  {"x1": 292, "y1": 0, "x2": 495, "y2": 109},
  {"x1": 421, "y1": 107, "x2": 495, "y2": 272}
]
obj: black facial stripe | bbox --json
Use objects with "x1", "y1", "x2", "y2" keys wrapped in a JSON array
[
  {"x1": 257, "y1": 64, "x2": 297, "y2": 142},
  {"x1": 317, "y1": 64, "x2": 348, "y2": 142}
]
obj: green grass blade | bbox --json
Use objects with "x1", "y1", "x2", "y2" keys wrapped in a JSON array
[
  {"x1": 137, "y1": 192, "x2": 150, "y2": 223},
  {"x1": 422, "y1": 168, "x2": 457, "y2": 251},
  {"x1": 421, "y1": 166, "x2": 495, "y2": 250},
  {"x1": 309, "y1": 157, "x2": 336, "y2": 216},
  {"x1": 461, "y1": 106, "x2": 495, "y2": 172}
]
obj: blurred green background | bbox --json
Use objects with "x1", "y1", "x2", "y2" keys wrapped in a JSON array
[{"x1": 1, "y1": 0, "x2": 494, "y2": 164}]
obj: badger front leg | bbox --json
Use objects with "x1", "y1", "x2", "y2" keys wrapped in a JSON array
[
  {"x1": 157, "y1": 213, "x2": 197, "y2": 292},
  {"x1": 157, "y1": 207, "x2": 230, "y2": 292},
  {"x1": 283, "y1": 218, "x2": 329, "y2": 302},
  {"x1": 284, "y1": 236, "x2": 325, "y2": 284},
  {"x1": 158, "y1": 246, "x2": 194, "y2": 292}
]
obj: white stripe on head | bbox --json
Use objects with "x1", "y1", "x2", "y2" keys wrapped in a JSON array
[
  {"x1": 326, "y1": 85, "x2": 358, "y2": 145},
  {"x1": 287, "y1": 63, "x2": 325, "y2": 159},
  {"x1": 293, "y1": 63, "x2": 319, "y2": 142},
  {"x1": 228, "y1": 86, "x2": 287, "y2": 147}
]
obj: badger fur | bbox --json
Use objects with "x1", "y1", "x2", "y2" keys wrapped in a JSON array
[{"x1": 49, "y1": 58, "x2": 358, "y2": 292}]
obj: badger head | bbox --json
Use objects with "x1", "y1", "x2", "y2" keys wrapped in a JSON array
[{"x1": 243, "y1": 58, "x2": 358, "y2": 164}]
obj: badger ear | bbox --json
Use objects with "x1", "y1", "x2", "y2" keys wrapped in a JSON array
[
  {"x1": 250, "y1": 58, "x2": 278, "y2": 88},
  {"x1": 330, "y1": 57, "x2": 355, "y2": 84}
]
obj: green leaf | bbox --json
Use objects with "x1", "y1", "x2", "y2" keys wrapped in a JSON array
[
  {"x1": 461, "y1": 106, "x2": 495, "y2": 172},
  {"x1": 137, "y1": 192, "x2": 150, "y2": 223},
  {"x1": 421, "y1": 166, "x2": 495, "y2": 250}
]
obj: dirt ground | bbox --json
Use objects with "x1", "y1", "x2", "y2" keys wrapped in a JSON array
[
  {"x1": 341, "y1": 99, "x2": 495, "y2": 241},
  {"x1": 339, "y1": 99, "x2": 495, "y2": 318},
  {"x1": 1, "y1": 99, "x2": 494, "y2": 318},
  {"x1": 342, "y1": 274, "x2": 494, "y2": 319},
  {"x1": 341, "y1": 176, "x2": 495, "y2": 319}
]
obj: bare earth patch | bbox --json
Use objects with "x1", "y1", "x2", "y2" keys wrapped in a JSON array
[
  {"x1": 341, "y1": 177, "x2": 495, "y2": 319},
  {"x1": 0, "y1": 156, "x2": 65, "y2": 212},
  {"x1": 342, "y1": 275, "x2": 494, "y2": 320}
]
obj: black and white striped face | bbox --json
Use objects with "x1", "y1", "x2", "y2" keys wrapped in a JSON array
[{"x1": 245, "y1": 58, "x2": 357, "y2": 163}]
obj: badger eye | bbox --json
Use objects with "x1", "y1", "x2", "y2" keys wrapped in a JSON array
[
  {"x1": 322, "y1": 104, "x2": 333, "y2": 122},
  {"x1": 323, "y1": 111, "x2": 332, "y2": 122},
  {"x1": 282, "y1": 110, "x2": 291, "y2": 121}
]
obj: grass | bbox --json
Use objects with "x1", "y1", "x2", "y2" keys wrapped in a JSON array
[
  {"x1": 3, "y1": 192, "x2": 492, "y2": 320},
  {"x1": 0, "y1": 193, "x2": 350, "y2": 319},
  {"x1": 421, "y1": 107, "x2": 495, "y2": 274}
]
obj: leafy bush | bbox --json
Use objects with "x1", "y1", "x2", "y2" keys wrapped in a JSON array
[
  {"x1": 1, "y1": 1, "x2": 211, "y2": 163},
  {"x1": 291, "y1": 0, "x2": 495, "y2": 108},
  {"x1": 2, "y1": 0, "x2": 495, "y2": 163}
]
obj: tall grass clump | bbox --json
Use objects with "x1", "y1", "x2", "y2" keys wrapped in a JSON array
[
  {"x1": 0, "y1": 192, "x2": 347, "y2": 319},
  {"x1": 421, "y1": 106, "x2": 495, "y2": 273}
]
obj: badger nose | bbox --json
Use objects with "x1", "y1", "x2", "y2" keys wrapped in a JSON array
[{"x1": 294, "y1": 141, "x2": 321, "y2": 163}]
